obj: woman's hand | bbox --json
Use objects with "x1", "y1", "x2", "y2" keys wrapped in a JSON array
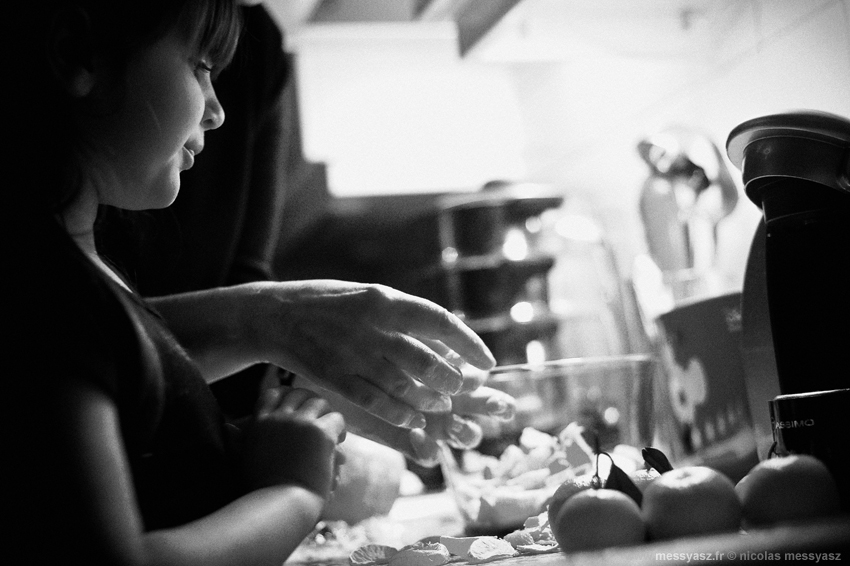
[
  {"x1": 249, "y1": 280, "x2": 497, "y2": 430},
  {"x1": 293, "y1": 374, "x2": 516, "y2": 466},
  {"x1": 151, "y1": 280, "x2": 499, "y2": 436},
  {"x1": 240, "y1": 387, "x2": 346, "y2": 499}
]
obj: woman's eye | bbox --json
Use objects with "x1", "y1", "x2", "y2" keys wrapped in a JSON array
[{"x1": 195, "y1": 60, "x2": 214, "y2": 74}]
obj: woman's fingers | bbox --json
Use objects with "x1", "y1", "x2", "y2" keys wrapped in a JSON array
[
  {"x1": 458, "y1": 365, "x2": 488, "y2": 394},
  {"x1": 326, "y1": 374, "x2": 427, "y2": 429},
  {"x1": 395, "y1": 379, "x2": 452, "y2": 412},
  {"x1": 450, "y1": 387, "x2": 516, "y2": 421},
  {"x1": 345, "y1": 337, "x2": 459, "y2": 408},
  {"x1": 378, "y1": 333, "x2": 465, "y2": 395},
  {"x1": 264, "y1": 282, "x2": 499, "y2": 428},
  {"x1": 380, "y1": 291, "x2": 495, "y2": 371},
  {"x1": 419, "y1": 338, "x2": 470, "y2": 372},
  {"x1": 424, "y1": 412, "x2": 483, "y2": 450},
  {"x1": 408, "y1": 428, "x2": 440, "y2": 467},
  {"x1": 304, "y1": 385, "x2": 440, "y2": 467},
  {"x1": 419, "y1": 340, "x2": 489, "y2": 394},
  {"x1": 284, "y1": 330, "x2": 461, "y2": 422},
  {"x1": 355, "y1": 335, "x2": 487, "y2": 408}
]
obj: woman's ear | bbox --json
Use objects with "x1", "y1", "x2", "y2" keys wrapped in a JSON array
[{"x1": 47, "y1": 7, "x2": 97, "y2": 98}]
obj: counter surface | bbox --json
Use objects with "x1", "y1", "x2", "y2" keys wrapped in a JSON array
[{"x1": 289, "y1": 491, "x2": 850, "y2": 566}]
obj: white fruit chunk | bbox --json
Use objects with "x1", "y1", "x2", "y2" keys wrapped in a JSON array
[
  {"x1": 466, "y1": 537, "x2": 518, "y2": 564},
  {"x1": 388, "y1": 543, "x2": 451, "y2": 566}
]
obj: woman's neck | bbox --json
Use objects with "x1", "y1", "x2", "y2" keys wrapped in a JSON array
[{"x1": 60, "y1": 185, "x2": 132, "y2": 292}]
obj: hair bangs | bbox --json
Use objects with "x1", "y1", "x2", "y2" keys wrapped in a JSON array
[{"x1": 178, "y1": 0, "x2": 243, "y2": 74}]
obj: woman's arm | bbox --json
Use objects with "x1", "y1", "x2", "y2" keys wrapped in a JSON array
[
  {"x1": 148, "y1": 280, "x2": 496, "y2": 428},
  {"x1": 51, "y1": 377, "x2": 336, "y2": 566},
  {"x1": 147, "y1": 284, "x2": 269, "y2": 381}
]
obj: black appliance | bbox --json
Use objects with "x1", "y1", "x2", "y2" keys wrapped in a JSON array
[
  {"x1": 727, "y1": 110, "x2": 850, "y2": 395},
  {"x1": 728, "y1": 110, "x2": 850, "y2": 510}
]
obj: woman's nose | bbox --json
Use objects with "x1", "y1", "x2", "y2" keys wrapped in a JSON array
[{"x1": 203, "y1": 87, "x2": 225, "y2": 131}]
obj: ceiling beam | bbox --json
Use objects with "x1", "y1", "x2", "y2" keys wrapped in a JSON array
[
  {"x1": 301, "y1": 0, "x2": 522, "y2": 56},
  {"x1": 309, "y1": 0, "x2": 417, "y2": 23},
  {"x1": 415, "y1": 0, "x2": 524, "y2": 55},
  {"x1": 456, "y1": 0, "x2": 522, "y2": 55}
]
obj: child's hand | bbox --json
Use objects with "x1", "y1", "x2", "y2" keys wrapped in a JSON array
[{"x1": 240, "y1": 387, "x2": 346, "y2": 499}]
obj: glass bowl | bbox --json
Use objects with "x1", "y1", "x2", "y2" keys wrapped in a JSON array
[{"x1": 440, "y1": 354, "x2": 656, "y2": 535}]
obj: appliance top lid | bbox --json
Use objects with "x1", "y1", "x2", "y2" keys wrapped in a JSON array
[{"x1": 726, "y1": 110, "x2": 850, "y2": 170}]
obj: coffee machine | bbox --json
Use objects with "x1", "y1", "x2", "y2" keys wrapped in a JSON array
[{"x1": 728, "y1": 110, "x2": 850, "y2": 509}]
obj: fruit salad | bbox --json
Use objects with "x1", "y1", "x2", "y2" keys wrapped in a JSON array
[{"x1": 440, "y1": 424, "x2": 644, "y2": 533}]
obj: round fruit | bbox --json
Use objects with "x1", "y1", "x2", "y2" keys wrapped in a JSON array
[
  {"x1": 553, "y1": 488, "x2": 646, "y2": 552},
  {"x1": 642, "y1": 466, "x2": 742, "y2": 541},
  {"x1": 735, "y1": 454, "x2": 840, "y2": 528},
  {"x1": 546, "y1": 474, "x2": 595, "y2": 529},
  {"x1": 629, "y1": 468, "x2": 661, "y2": 493}
]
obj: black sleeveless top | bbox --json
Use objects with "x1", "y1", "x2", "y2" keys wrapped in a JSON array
[
  {"x1": 116, "y1": 287, "x2": 242, "y2": 529},
  {"x1": 7, "y1": 219, "x2": 242, "y2": 532}
]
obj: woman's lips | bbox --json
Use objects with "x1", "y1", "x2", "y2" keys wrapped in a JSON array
[{"x1": 181, "y1": 146, "x2": 195, "y2": 170}]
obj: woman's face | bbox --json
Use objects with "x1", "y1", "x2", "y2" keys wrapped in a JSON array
[{"x1": 82, "y1": 27, "x2": 225, "y2": 210}]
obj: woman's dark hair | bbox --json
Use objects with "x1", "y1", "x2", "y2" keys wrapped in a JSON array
[{"x1": 6, "y1": 0, "x2": 241, "y2": 220}]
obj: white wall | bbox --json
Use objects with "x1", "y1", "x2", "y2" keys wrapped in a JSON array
[
  {"x1": 287, "y1": 0, "x2": 850, "y2": 288},
  {"x1": 291, "y1": 23, "x2": 527, "y2": 196},
  {"x1": 489, "y1": 0, "x2": 850, "y2": 289}
]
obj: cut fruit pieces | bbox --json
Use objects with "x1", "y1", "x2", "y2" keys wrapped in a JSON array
[
  {"x1": 438, "y1": 536, "x2": 479, "y2": 557},
  {"x1": 349, "y1": 544, "x2": 399, "y2": 566},
  {"x1": 388, "y1": 543, "x2": 451, "y2": 566},
  {"x1": 466, "y1": 537, "x2": 518, "y2": 564},
  {"x1": 516, "y1": 542, "x2": 559, "y2": 555}
]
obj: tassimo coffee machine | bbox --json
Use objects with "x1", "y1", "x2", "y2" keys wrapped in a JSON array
[{"x1": 727, "y1": 110, "x2": 850, "y2": 510}]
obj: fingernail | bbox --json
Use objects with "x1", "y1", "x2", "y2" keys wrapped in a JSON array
[
  {"x1": 410, "y1": 429, "x2": 440, "y2": 466},
  {"x1": 405, "y1": 410, "x2": 427, "y2": 430},
  {"x1": 475, "y1": 344, "x2": 497, "y2": 369},
  {"x1": 458, "y1": 366, "x2": 487, "y2": 393},
  {"x1": 486, "y1": 397, "x2": 516, "y2": 421},
  {"x1": 447, "y1": 415, "x2": 483, "y2": 449},
  {"x1": 425, "y1": 394, "x2": 452, "y2": 412},
  {"x1": 447, "y1": 415, "x2": 470, "y2": 446},
  {"x1": 486, "y1": 398, "x2": 506, "y2": 413},
  {"x1": 437, "y1": 365, "x2": 463, "y2": 395},
  {"x1": 443, "y1": 349, "x2": 463, "y2": 365}
]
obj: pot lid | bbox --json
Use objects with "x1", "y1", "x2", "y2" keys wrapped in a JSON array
[{"x1": 438, "y1": 183, "x2": 563, "y2": 212}]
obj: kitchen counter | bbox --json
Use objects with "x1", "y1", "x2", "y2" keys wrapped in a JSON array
[{"x1": 289, "y1": 490, "x2": 850, "y2": 566}]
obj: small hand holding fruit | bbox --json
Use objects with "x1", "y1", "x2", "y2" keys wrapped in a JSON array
[{"x1": 241, "y1": 387, "x2": 346, "y2": 499}]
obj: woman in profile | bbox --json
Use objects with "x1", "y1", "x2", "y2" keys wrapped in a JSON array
[
  {"x1": 4, "y1": 1, "x2": 511, "y2": 564},
  {"x1": 5, "y1": 2, "x2": 346, "y2": 564}
]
